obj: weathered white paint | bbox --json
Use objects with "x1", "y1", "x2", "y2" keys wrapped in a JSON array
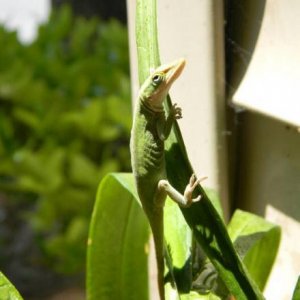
[{"x1": 233, "y1": 0, "x2": 300, "y2": 127}]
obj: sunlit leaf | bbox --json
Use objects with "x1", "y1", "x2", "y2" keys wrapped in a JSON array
[
  {"x1": 228, "y1": 210, "x2": 281, "y2": 291},
  {"x1": 87, "y1": 173, "x2": 149, "y2": 300},
  {"x1": 0, "y1": 272, "x2": 23, "y2": 300}
]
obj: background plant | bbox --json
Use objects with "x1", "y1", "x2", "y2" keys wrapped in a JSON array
[{"x1": 0, "y1": 5, "x2": 131, "y2": 295}]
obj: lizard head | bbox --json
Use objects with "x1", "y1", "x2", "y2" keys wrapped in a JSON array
[{"x1": 139, "y1": 58, "x2": 186, "y2": 111}]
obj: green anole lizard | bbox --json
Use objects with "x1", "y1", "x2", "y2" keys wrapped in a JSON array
[{"x1": 130, "y1": 58, "x2": 202, "y2": 299}]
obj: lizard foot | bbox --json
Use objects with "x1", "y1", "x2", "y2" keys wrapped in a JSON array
[
  {"x1": 184, "y1": 174, "x2": 207, "y2": 206},
  {"x1": 171, "y1": 103, "x2": 182, "y2": 119},
  {"x1": 157, "y1": 175, "x2": 207, "y2": 208}
]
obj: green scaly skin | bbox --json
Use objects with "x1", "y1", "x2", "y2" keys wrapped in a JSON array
[{"x1": 130, "y1": 58, "x2": 201, "y2": 300}]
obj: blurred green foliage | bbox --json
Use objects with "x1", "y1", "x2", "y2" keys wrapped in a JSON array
[{"x1": 0, "y1": 6, "x2": 131, "y2": 275}]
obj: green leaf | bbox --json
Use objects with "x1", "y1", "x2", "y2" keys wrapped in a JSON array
[
  {"x1": 165, "y1": 187, "x2": 223, "y2": 264},
  {"x1": 292, "y1": 276, "x2": 300, "y2": 300},
  {"x1": 164, "y1": 199, "x2": 191, "y2": 269},
  {"x1": 227, "y1": 210, "x2": 281, "y2": 291},
  {"x1": 0, "y1": 272, "x2": 23, "y2": 300},
  {"x1": 86, "y1": 173, "x2": 217, "y2": 299},
  {"x1": 13, "y1": 147, "x2": 64, "y2": 193},
  {"x1": 136, "y1": 0, "x2": 160, "y2": 84},
  {"x1": 204, "y1": 188, "x2": 224, "y2": 221},
  {"x1": 68, "y1": 152, "x2": 100, "y2": 187},
  {"x1": 180, "y1": 291, "x2": 220, "y2": 300},
  {"x1": 86, "y1": 173, "x2": 149, "y2": 300}
]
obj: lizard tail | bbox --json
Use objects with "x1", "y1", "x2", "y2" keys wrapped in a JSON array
[{"x1": 149, "y1": 210, "x2": 165, "y2": 300}]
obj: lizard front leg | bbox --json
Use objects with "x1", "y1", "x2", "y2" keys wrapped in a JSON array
[
  {"x1": 157, "y1": 103, "x2": 182, "y2": 141},
  {"x1": 157, "y1": 174, "x2": 205, "y2": 207}
]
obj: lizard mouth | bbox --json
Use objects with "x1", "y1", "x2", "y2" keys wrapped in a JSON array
[
  {"x1": 142, "y1": 58, "x2": 186, "y2": 112},
  {"x1": 148, "y1": 58, "x2": 186, "y2": 110},
  {"x1": 158, "y1": 58, "x2": 186, "y2": 89}
]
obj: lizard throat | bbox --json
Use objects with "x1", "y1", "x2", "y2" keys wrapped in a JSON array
[{"x1": 140, "y1": 98, "x2": 165, "y2": 113}]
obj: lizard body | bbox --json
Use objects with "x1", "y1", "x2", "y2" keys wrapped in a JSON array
[{"x1": 130, "y1": 59, "x2": 201, "y2": 299}]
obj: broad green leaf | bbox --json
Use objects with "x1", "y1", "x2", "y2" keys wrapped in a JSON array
[
  {"x1": 87, "y1": 173, "x2": 186, "y2": 299},
  {"x1": 292, "y1": 276, "x2": 300, "y2": 300},
  {"x1": 0, "y1": 272, "x2": 23, "y2": 300},
  {"x1": 227, "y1": 210, "x2": 281, "y2": 291},
  {"x1": 204, "y1": 188, "x2": 224, "y2": 221},
  {"x1": 164, "y1": 187, "x2": 223, "y2": 294},
  {"x1": 164, "y1": 199, "x2": 191, "y2": 268},
  {"x1": 86, "y1": 173, "x2": 149, "y2": 300}
]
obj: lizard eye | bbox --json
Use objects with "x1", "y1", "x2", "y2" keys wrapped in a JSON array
[{"x1": 152, "y1": 73, "x2": 164, "y2": 85}]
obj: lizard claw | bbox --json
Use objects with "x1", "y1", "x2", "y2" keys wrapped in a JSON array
[
  {"x1": 184, "y1": 174, "x2": 207, "y2": 206},
  {"x1": 171, "y1": 103, "x2": 182, "y2": 119}
]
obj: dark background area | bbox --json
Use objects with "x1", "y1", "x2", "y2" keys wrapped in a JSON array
[{"x1": 52, "y1": 0, "x2": 127, "y2": 23}]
